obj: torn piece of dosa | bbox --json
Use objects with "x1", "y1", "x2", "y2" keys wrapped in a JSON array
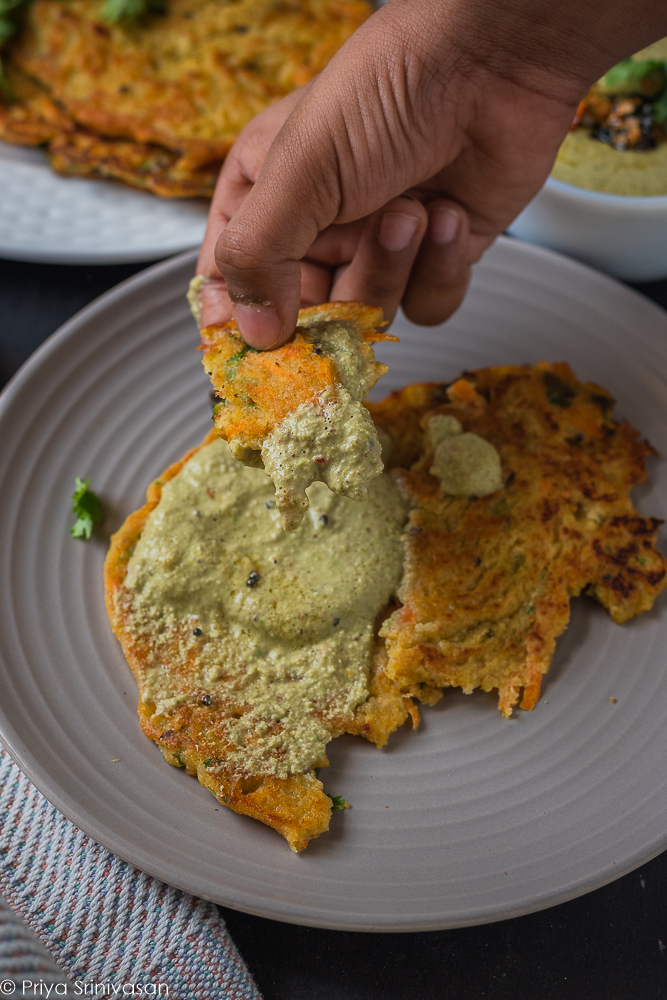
[
  {"x1": 200, "y1": 302, "x2": 398, "y2": 530},
  {"x1": 368, "y1": 364, "x2": 667, "y2": 717}
]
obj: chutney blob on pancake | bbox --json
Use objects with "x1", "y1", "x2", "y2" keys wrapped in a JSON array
[
  {"x1": 0, "y1": 0, "x2": 372, "y2": 196},
  {"x1": 104, "y1": 361, "x2": 667, "y2": 850}
]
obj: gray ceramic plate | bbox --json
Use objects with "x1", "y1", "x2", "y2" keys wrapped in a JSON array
[{"x1": 1, "y1": 238, "x2": 667, "y2": 932}]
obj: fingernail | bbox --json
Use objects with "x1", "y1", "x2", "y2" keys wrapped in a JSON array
[
  {"x1": 234, "y1": 302, "x2": 282, "y2": 349},
  {"x1": 430, "y1": 208, "x2": 460, "y2": 245},
  {"x1": 378, "y1": 212, "x2": 420, "y2": 252}
]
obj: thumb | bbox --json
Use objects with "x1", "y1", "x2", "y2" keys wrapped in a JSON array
[{"x1": 214, "y1": 98, "x2": 343, "y2": 348}]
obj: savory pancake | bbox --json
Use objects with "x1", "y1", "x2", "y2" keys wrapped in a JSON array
[
  {"x1": 369, "y1": 364, "x2": 667, "y2": 717},
  {"x1": 0, "y1": 0, "x2": 372, "y2": 196},
  {"x1": 0, "y1": 63, "x2": 219, "y2": 196},
  {"x1": 104, "y1": 430, "x2": 416, "y2": 852},
  {"x1": 201, "y1": 302, "x2": 398, "y2": 530},
  {"x1": 0, "y1": 64, "x2": 74, "y2": 146},
  {"x1": 105, "y1": 362, "x2": 666, "y2": 850}
]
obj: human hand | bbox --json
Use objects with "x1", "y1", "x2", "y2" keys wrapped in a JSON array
[
  {"x1": 197, "y1": 0, "x2": 667, "y2": 347},
  {"x1": 197, "y1": 79, "x2": 470, "y2": 331}
]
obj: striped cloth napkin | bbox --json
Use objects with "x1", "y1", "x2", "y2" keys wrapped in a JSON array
[{"x1": 0, "y1": 748, "x2": 261, "y2": 998}]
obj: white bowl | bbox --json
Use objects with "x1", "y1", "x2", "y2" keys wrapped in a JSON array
[{"x1": 508, "y1": 176, "x2": 667, "y2": 282}]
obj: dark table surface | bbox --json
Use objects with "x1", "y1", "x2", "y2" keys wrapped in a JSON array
[{"x1": 2, "y1": 255, "x2": 667, "y2": 1000}]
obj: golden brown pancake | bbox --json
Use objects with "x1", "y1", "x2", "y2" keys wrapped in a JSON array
[
  {"x1": 369, "y1": 364, "x2": 667, "y2": 717},
  {"x1": 0, "y1": 0, "x2": 372, "y2": 196},
  {"x1": 0, "y1": 65, "x2": 74, "y2": 146}
]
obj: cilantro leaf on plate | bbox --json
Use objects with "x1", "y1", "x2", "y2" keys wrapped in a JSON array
[
  {"x1": 70, "y1": 477, "x2": 103, "y2": 539},
  {"x1": 327, "y1": 794, "x2": 351, "y2": 811}
]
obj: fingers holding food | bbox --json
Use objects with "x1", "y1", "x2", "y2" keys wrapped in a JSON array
[{"x1": 329, "y1": 196, "x2": 428, "y2": 326}]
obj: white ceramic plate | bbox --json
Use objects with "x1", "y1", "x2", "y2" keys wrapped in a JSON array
[
  {"x1": 1, "y1": 238, "x2": 667, "y2": 932},
  {"x1": 0, "y1": 140, "x2": 208, "y2": 264}
]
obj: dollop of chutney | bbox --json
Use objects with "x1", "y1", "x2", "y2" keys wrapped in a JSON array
[
  {"x1": 261, "y1": 319, "x2": 385, "y2": 530},
  {"x1": 122, "y1": 437, "x2": 407, "y2": 778},
  {"x1": 427, "y1": 414, "x2": 503, "y2": 496}
]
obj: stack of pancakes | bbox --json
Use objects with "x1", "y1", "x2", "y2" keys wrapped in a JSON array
[{"x1": 0, "y1": 0, "x2": 371, "y2": 196}]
